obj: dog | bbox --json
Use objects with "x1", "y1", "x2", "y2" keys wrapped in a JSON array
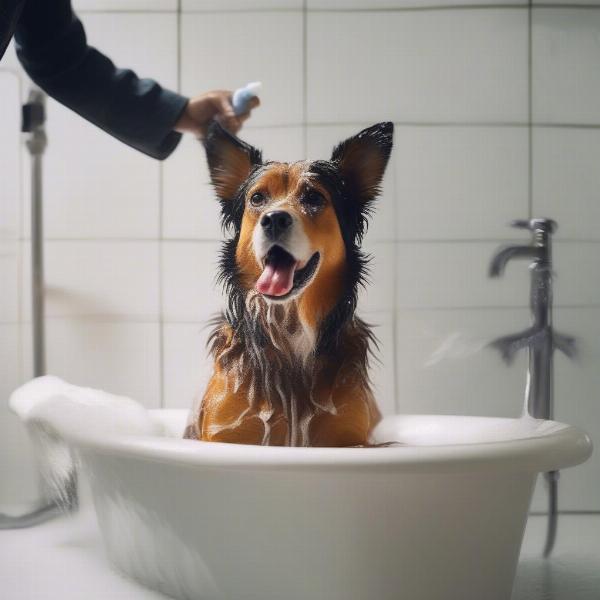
[{"x1": 184, "y1": 121, "x2": 394, "y2": 447}]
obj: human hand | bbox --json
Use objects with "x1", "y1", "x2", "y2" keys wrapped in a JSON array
[{"x1": 174, "y1": 90, "x2": 260, "y2": 139}]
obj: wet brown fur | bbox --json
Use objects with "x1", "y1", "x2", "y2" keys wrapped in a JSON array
[{"x1": 185, "y1": 122, "x2": 393, "y2": 447}]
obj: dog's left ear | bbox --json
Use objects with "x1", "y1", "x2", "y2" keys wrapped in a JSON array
[
  {"x1": 331, "y1": 122, "x2": 394, "y2": 206},
  {"x1": 204, "y1": 121, "x2": 262, "y2": 200}
]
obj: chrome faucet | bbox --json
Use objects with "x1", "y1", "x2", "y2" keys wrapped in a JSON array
[{"x1": 489, "y1": 218, "x2": 576, "y2": 557}]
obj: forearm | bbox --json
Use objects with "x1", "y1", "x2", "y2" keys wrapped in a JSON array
[{"x1": 15, "y1": 0, "x2": 188, "y2": 160}]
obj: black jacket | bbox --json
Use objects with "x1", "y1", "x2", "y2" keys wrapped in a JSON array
[{"x1": 1, "y1": 0, "x2": 188, "y2": 159}]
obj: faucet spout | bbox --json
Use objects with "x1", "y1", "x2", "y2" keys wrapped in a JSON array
[{"x1": 489, "y1": 245, "x2": 541, "y2": 277}]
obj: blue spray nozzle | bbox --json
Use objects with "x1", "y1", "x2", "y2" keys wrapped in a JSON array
[{"x1": 231, "y1": 81, "x2": 262, "y2": 116}]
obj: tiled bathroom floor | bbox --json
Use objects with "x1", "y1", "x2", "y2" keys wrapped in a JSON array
[{"x1": 0, "y1": 511, "x2": 598, "y2": 599}]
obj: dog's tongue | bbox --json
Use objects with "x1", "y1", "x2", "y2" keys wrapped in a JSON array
[{"x1": 256, "y1": 248, "x2": 297, "y2": 297}]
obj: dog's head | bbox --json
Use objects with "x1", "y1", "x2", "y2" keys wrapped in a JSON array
[{"x1": 204, "y1": 121, "x2": 393, "y2": 329}]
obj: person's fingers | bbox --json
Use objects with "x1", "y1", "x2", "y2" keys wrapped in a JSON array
[
  {"x1": 247, "y1": 96, "x2": 261, "y2": 111},
  {"x1": 214, "y1": 92, "x2": 236, "y2": 118},
  {"x1": 216, "y1": 113, "x2": 243, "y2": 134}
]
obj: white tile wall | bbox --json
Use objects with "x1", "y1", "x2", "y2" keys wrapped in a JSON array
[
  {"x1": 396, "y1": 242, "x2": 530, "y2": 309},
  {"x1": 162, "y1": 322, "x2": 215, "y2": 409},
  {"x1": 161, "y1": 240, "x2": 224, "y2": 321},
  {"x1": 183, "y1": 0, "x2": 303, "y2": 9},
  {"x1": 21, "y1": 241, "x2": 160, "y2": 320},
  {"x1": 3, "y1": 4, "x2": 600, "y2": 513},
  {"x1": 20, "y1": 13, "x2": 178, "y2": 241},
  {"x1": 307, "y1": 9, "x2": 528, "y2": 124},
  {"x1": 533, "y1": 128, "x2": 600, "y2": 241},
  {"x1": 74, "y1": 0, "x2": 177, "y2": 10},
  {"x1": 551, "y1": 307, "x2": 600, "y2": 510},
  {"x1": 0, "y1": 242, "x2": 20, "y2": 323},
  {"x1": 180, "y1": 12, "x2": 304, "y2": 127},
  {"x1": 363, "y1": 310, "x2": 396, "y2": 417},
  {"x1": 530, "y1": 307, "x2": 600, "y2": 512},
  {"x1": 394, "y1": 127, "x2": 529, "y2": 240},
  {"x1": 21, "y1": 320, "x2": 162, "y2": 407},
  {"x1": 0, "y1": 324, "x2": 39, "y2": 509},
  {"x1": 308, "y1": 1, "x2": 528, "y2": 7},
  {"x1": 0, "y1": 72, "x2": 21, "y2": 241},
  {"x1": 532, "y1": 8, "x2": 600, "y2": 124},
  {"x1": 554, "y1": 242, "x2": 600, "y2": 307},
  {"x1": 395, "y1": 307, "x2": 530, "y2": 417}
]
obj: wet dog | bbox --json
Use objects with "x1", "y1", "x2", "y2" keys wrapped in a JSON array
[{"x1": 184, "y1": 121, "x2": 394, "y2": 447}]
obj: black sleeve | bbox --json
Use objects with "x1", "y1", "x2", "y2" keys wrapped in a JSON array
[{"x1": 15, "y1": 0, "x2": 188, "y2": 160}]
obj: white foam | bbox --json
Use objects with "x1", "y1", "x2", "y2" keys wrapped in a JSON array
[{"x1": 8, "y1": 376, "x2": 161, "y2": 506}]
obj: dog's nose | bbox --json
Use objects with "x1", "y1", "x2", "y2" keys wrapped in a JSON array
[{"x1": 260, "y1": 211, "x2": 293, "y2": 240}]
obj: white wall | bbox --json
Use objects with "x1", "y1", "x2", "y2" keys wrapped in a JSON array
[{"x1": 1, "y1": 1, "x2": 599, "y2": 511}]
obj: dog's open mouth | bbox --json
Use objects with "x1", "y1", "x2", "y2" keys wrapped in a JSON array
[{"x1": 256, "y1": 246, "x2": 320, "y2": 299}]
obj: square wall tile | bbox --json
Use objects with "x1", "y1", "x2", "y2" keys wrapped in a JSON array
[
  {"x1": 306, "y1": 125, "x2": 396, "y2": 242},
  {"x1": 533, "y1": 1, "x2": 600, "y2": 4},
  {"x1": 162, "y1": 322, "x2": 215, "y2": 409},
  {"x1": 396, "y1": 242, "x2": 531, "y2": 309},
  {"x1": 395, "y1": 126, "x2": 528, "y2": 240},
  {"x1": 21, "y1": 241, "x2": 160, "y2": 320},
  {"x1": 162, "y1": 127, "x2": 304, "y2": 240},
  {"x1": 551, "y1": 308, "x2": 600, "y2": 510},
  {"x1": 0, "y1": 72, "x2": 21, "y2": 241},
  {"x1": 183, "y1": 0, "x2": 302, "y2": 9},
  {"x1": 533, "y1": 128, "x2": 600, "y2": 241},
  {"x1": 362, "y1": 311, "x2": 396, "y2": 416},
  {"x1": 533, "y1": 8, "x2": 600, "y2": 124},
  {"x1": 0, "y1": 323, "x2": 39, "y2": 507},
  {"x1": 74, "y1": 0, "x2": 177, "y2": 9},
  {"x1": 181, "y1": 12, "x2": 303, "y2": 127},
  {"x1": 530, "y1": 308, "x2": 600, "y2": 511},
  {"x1": 38, "y1": 100, "x2": 161, "y2": 239},
  {"x1": 395, "y1": 308, "x2": 530, "y2": 417},
  {"x1": 161, "y1": 241, "x2": 225, "y2": 322},
  {"x1": 81, "y1": 13, "x2": 178, "y2": 91},
  {"x1": 22, "y1": 13, "x2": 178, "y2": 240},
  {"x1": 0, "y1": 242, "x2": 20, "y2": 323},
  {"x1": 309, "y1": 1, "x2": 526, "y2": 7},
  {"x1": 359, "y1": 241, "x2": 396, "y2": 313},
  {"x1": 307, "y1": 9, "x2": 528, "y2": 124},
  {"x1": 162, "y1": 136, "x2": 223, "y2": 241},
  {"x1": 554, "y1": 242, "x2": 600, "y2": 307},
  {"x1": 21, "y1": 320, "x2": 161, "y2": 408}
]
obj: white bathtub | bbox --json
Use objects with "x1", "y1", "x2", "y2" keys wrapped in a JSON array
[{"x1": 39, "y1": 409, "x2": 587, "y2": 600}]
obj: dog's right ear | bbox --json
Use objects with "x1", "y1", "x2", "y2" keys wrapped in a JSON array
[{"x1": 203, "y1": 121, "x2": 262, "y2": 200}]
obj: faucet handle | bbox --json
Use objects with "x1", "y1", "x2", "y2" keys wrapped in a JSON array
[{"x1": 510, "y1": 218, "x2": 557, "y2": 234}]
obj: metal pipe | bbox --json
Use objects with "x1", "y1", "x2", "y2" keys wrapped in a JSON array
[
  {"x1": 489, "y1": 218, "x2": 575, "y2": 558},
  {"x1": 0, "y1": 87, "x2": 78, "y2": 529},
  {"x1": 27, "y1": 90, "x2": 47, "y2": 376}
]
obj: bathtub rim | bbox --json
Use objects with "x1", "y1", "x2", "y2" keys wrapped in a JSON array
[{"x1": 68, "y1": 413, "x2": 592, "y2": 475}]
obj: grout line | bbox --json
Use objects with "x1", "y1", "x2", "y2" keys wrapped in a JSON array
[
  {"x1": 302, "y1": 0, "x2": 308, "y2": 158},
  {"x1": 158, "y1": 168, "x2": 165, "y2": 410},
  {"x1": 77, "y1": 4, "x2": 600, "y2": 15},
  {"x1": 219, "y1": 121, "x2": 600, "y2": 130},
  {"x1": 304, "y1": 4, "x2": 529, "y2": 13},
  {"x1": 532, "y1": 3, "x2": 600, "y2": 9},
  {"x1": 527, "y1": 0, "x2": 533, "y2": 220},
  {"x1": 12, "y1": 302, "x2": 600, "y2": 327},
  {"x1": 529, "y1": 510, "x2": 600, "y2": 516},
  {"x1": 176, "y1": 0, "x2": 182, "y2": 94},
  {"x1": 16, "y1": 75, "x2": 25, "y2": 383},
  {"x1": 24, "y1": 237, "x2": 600, "y2": 244}
]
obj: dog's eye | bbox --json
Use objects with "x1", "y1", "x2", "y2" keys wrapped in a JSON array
[
  {"x1": 249, "y1": 192, "x2": 266, "y2": 207},
  {"x1": 303, "y1": 190, "x2": 325, "y2": 209}
]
